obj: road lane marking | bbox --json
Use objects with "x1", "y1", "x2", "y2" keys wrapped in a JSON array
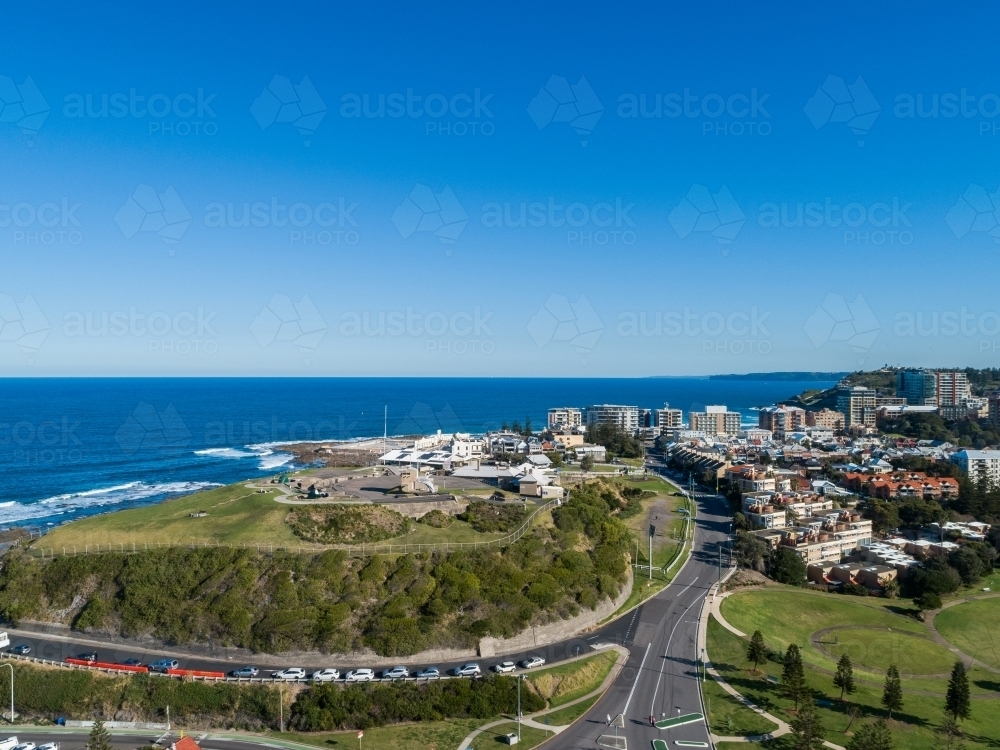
[
  {"x1": 621, "y1": 642, "x2": 651, "y2": 716},
  {"x1": 649, "y1": 582, "x2": 706, "y2": 717}
]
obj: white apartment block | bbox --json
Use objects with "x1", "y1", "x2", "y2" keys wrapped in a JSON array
[
  {"x1": 951, "y1": 449, "x2": 1000, "y2": 487},
  {"x1": 547, "y1": 407, "x2": 582, "y2": 429},
  {"x1": 585, "y1": 404, "x2": 640, "y2": 433},
  {"x1": 689, "y1": 405, "x2": 741, "y2": 436},
  {"x1": 655, "y1": 403, "x2": 683, "y2": 431}
]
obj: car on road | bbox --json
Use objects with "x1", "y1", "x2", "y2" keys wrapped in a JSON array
[
  {"x1": 231, "y1": 666, "x2": 259, "y2": 678},
  {"x1": 311, "y1": 668, "x2": 339, "y2": 682},
  {"x1": 121, "y1": 659, "x2": 143, "y2": 667},
  {"x1": 519, "y1": 656, "x2": 545, "y2": 669},
  {"x1": 273, "y1": 668, "x2": 306, "y2": 680},
  {"x1": 492, "y1": 661, "x2": 516, "y2": 673},
  {"x1": 149, "y1": 659, "x2": 179, "y2": 672},
  {"x1": 453, "y1": 663, "x2": 481, "y2": 677},
  {"x1": 344, "y1": 668, "x2": 375, "y2": 682},
  {"x1": 77, "y1": 652, "x2": 98, "y2": 663},
  {"x1": 380, "y1": 666, "x2": 409, "y2": 679},
  {"x1": 415, "y1": 666, "x2": 440, "y2": 679},
  {"x1": 8, "y1": 645, "x2": 30, "y2": 656}
]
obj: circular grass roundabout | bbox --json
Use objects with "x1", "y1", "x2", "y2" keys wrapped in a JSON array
[
  {"x1": 934, "y1": 597, "x2": 1000, "y2": 670},
  {"x1": 719, "y1": 587, "x2": 958, "y2": 677}
]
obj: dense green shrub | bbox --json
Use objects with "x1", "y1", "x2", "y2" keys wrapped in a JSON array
[
  {"x1": 286, "y1": 505, "x2": 411, "y2": 544},
  {"x1": 417, "y1": 509, "x2": 453, "y2": 528},
  {"x1": 457, "y1": 501, "x2": 526, "y2": 532},
  {"x1": 0, "y1": 662, "x2": 277, "y2": 728},
  {"x1": 0, "y1": 486, "x2": 632, "y2": 657},
  {"x1": 290, "y1": 674, "x2": 544, "y2": 730}
]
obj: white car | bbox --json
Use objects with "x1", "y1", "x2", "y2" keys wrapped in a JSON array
[
  {"x1": 37, "y1": 744, "x2": 58, "y2": 750},
  {"x1": 12, "y1": 743, "x2": 34, "y2": 750},
  {"x1": 493, "y1": 661, "x2": 516, "y2": 674},
  {"x1": 520, "y1": 656, "x2": 545, "y2": 669},
  {"x1": 311, "y1": 668, "x2": 340, "y2": 682},
  {"x1": 0, "y1": 739, "x2": 17, "y2": 750},
  {"x1": 273, "y1": 668, "x2": 306, "y2": 680},
  {"x1": 345, "y1": 668, "x2": 375, "y2": 682}
]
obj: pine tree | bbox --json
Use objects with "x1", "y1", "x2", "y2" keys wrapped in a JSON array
[
  {"x1": 845, "y1": 719, "x2": 894, "y2": 750},
  {"x1": 881, "y1": 664, "x2": 903, "y2": 720},
  {"x1": 747, "y1": 630, "x2": 767, "y2": 675},
  {"x1": 782, "y1": 643, "x2": 807, "y2": 710},
  {"x1": 790, "y1": 702, "x2": 824, "y2": 750},
  {"x1": 945, "y1": 661, "x2": 971, "y2": 723},
  {"x1": 524, "y1": 416, "x2": 532, "y2": 436},
  {"x1": 87, "y1": 718, "x2": 113, "y2": 750},
  {"x1": 834, "y1": 653, "x2": 856, "y2": 700}
]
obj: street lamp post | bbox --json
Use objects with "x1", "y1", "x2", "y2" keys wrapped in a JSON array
[
  {"x1": 0, "y1": 663, "x2": 11, "y2": 725},
  {"x1": 517, "y1": 674, "x2": 522, "y2": 741}
]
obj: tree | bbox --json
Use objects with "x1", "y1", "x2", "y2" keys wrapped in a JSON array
[
  {"x1": 734, "y1": 531, "x2": 768, "y2": 572},
  {"x1": 733, "y1": 511, "x2": 750, "y2": 531},
  {"x1": 917, "y1": 591, "x2": 942, "y2": 611},
  {"x1": 580, "y1": 454, "x2": 594, "y2": 472},
  {"x1": 782, "y1": 643, "x2": 807, "y2": 710},
  {"x1": 746, "y1": 630, "x2": 767, "y2": 674},
  {"x1": 523, "y1": 416, "x2": 532, "y2": 436},
  {"x1": 882, "y1": 578, "x2": 900, "y2": 599},
  {"x1": 881, "y1": 665, "x2": 903, "y2": 719},
  {"x1": 834, "y1": 653, "x2": 855, "y2": 700},
  {"x1": 544, "y1": 452, "x2": 563, "y2": 468},
  {"x1": 937, "y1": 716, "x2": 965, "y2": 750},
  {"x1": 944, "y1": 661, "x2": 971, "y2": 723},
  {"x1": 511, "y1": 420, "x2": 522, "y2": 435},
  {"x1": 88, "y1": 719, "x2": 113, "y2": 750},
  {"x1": 846, "y1": 719, "x2": 894, "y2": 750},
  {"x1": 865, "y1": 500, "x2": 901, "y2": 536},
  {"x1": 790, "y1": 702, "x2": 824, "y2": 749},
  {"x1": 769, "y1": 547, "x2": 807, "y2": 585}
]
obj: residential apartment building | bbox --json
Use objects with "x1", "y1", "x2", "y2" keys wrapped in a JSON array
[
  {"x1": 758, "y1": 406, "x2": 806, "y2": 435},
  {"x1": 836, "y1": 386, "x2": 877, "y2": 428},
  {"x1": 806, "y1": 408, "x2": 845, "y2": 430},
  {"x1": 584, "y1": 404, "x2": 640, "y2": 433},
  {"x1": 951, "y1": 449, "x2": 1000, "y2": 487},
  {"x1": 655, "y1": 403, "x2": 684, "y2": 431},
  {"x1": 689, "y1": 404, "x2": 742, "y2": 436},
  {"x1": 990, "y1": 392, "x2": 1000, "y2": 428},
  {"x1": 896, "y1": 369, "x2": 971, "y2": 407},
  {"x1": 754, "y1": 510, "x2": 873, "y2": 564},
  {"x1": 547, "y1": 407, "x2": 582, "y2": 429}
]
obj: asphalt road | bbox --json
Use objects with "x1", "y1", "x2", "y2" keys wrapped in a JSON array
[{"x1": 544, "y1": 459, "x2": 731, "y2": 750}]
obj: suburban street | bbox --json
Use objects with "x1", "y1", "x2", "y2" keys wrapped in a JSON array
[{"x1": 544, "y1": 458, "x2": 731, "y2": 750}]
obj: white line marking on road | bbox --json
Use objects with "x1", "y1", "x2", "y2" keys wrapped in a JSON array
[
  {"x1": 622, "y1": 642, "x2": 651, "y2": 716},
  {"x1": 650, "y1": 581, "x2": 707, "y2": 717}
]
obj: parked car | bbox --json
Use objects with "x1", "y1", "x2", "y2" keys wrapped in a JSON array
[
  {"x1": 231, "y1": 666, "x2": 259, "y2": 678},
  {"x1": 415, "y1": 666, "x2": 440, "y2": 679},
  {"x1": 273, "y1": 668, "x2": 306, "y2": 680},
  {"x1": 311, "y1": 668, "x2": 340, "y2": 682},
  {"x1": 344, "y1": 668, "x2": 375, "y2": 682},
  {"x1": 8, "y1": 645, "x2": 30, "y2": 656},
  {"x1": 519, "y1": 656, "x2": 545, "y2": 669},
  {"x1": 120, "y1": 659, "x2": 143, "y2": 667},
  {"x1": 149, "y1": 659, "x2": 179, "y2": 672},
  {"x1": 453, "y1": 663, "x2": 481, "y2": 677},
  {"x1": 0, "y1": 738, "x2": 17, "y2": 750},
  {"x1": 12, "y1": 742, "x2": 35, "y2": 750},
  {"x1": 380, "y1": 666, "x2": 409, "y2": 679},
  {"x1": 77, "y1": 652, "x2": 98, "y2": 663},
  {"x1": 36, "y1": 743, "x2": 59, "y2": 750},
  {"x1": 493, "y1": 661, "x2": 516, "y2": 674}
]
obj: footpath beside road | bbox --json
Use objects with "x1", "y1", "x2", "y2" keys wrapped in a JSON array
[{"x1": 456, "y1": 645, "x2": 630, "y2": 750}]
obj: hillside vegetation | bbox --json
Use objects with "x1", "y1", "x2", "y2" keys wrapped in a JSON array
[{"x1": 0, "y1": 483, "x2": 634, "y2": 656}]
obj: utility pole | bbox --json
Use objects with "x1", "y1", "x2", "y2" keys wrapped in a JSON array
[
  {"x1": 166, "y1": 705, "x2": 170, "y2": 731},
  {"x1": 279, "y1": 686, "x2": 284, "y2": 732},
  {"x1": 517, "y1": 674, "x2": 522, "y2": 741},
  {"x1": 648, "y1": 525, "x2": 655, "y2": 581}
]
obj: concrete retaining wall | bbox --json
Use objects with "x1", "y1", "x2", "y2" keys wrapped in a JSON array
[{"x1": 478, "y1": 568, "x2": 633, "y2": 658}]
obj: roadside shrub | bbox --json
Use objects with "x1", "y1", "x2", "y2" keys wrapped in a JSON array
[{"x1": 290, "y1": 674, "x2": 544, "y2": 730}]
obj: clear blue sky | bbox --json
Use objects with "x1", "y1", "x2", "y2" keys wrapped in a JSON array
[{"x1": 2, "y1": 1, "x2": 999, "y2": 376}]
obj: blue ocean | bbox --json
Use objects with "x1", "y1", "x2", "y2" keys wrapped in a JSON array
[{"x1": 0, "y1": 377, "x2": 835, "y2": 528}]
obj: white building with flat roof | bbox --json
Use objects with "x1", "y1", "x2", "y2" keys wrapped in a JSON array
[
  {"x1": 548, "y1": 407, "x2": 582, "y2": 429},
  {"x1": 584, "y1": 404, "x2": 640, "y2": 433},
  {"x1": 951, "y1": 449, "x2": 1000, "y2": 487}
]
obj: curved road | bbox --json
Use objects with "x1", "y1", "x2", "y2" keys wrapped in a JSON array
[{"x1": 544, "y1": 458, "x2": 731, "y2": 750}]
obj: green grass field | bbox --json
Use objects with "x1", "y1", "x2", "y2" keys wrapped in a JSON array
[
  {"x1": 540, "y1": 695, "x2": 599, "y2": 726},
  {"x1": 711, "y1": 590, "x2": 1000, "y2": 750},
  {"x1": 272, "y1": 718, "x2": 481, "y2": 750},
  {"x1": 469, "y1": 722, "x2": 553, "y2": 749},
  {"x1": 34, "y1": 480, "x2": 530, "y2": 552},
  {"x1": 701, "y1": 665, "x2": 779, "y2": 737},
  {"x1": 935, "y1": 597, "x2": 1000, "y2": 669},
  {"x1": 524, "y1": 650, "x2": 618, "y2": 708}
]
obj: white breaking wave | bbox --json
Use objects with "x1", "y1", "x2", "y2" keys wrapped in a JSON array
[
  {"x1": 0, "y1": 481, "x2": 219, "y2": 527},
  {"x1": 194, "y1": 444, "x2": 294, "y2": 471}
]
